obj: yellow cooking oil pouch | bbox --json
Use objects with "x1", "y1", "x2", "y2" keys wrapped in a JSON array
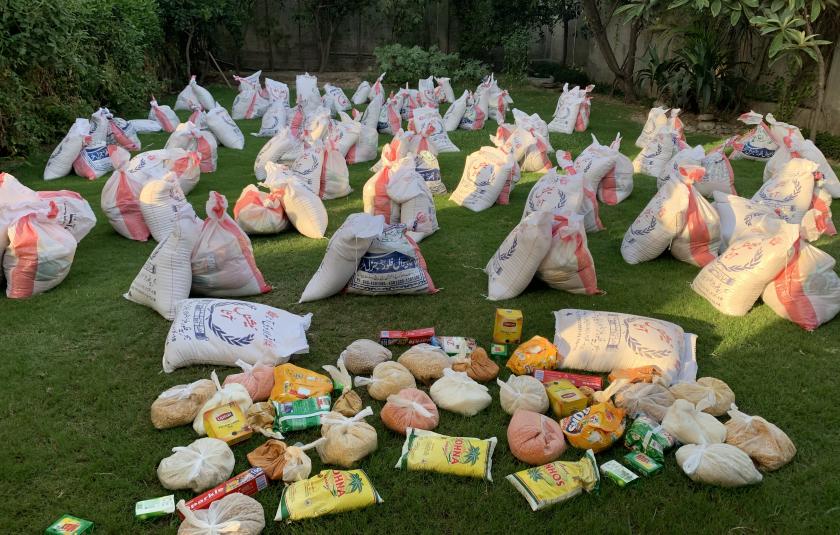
[
  {"x1": 506, "y1": 450, "x2": 600, "y2": 511},
  {"x1": 395, "y1": 428, "x2": 497, "y2": 481},
  {"x1": 275, "y1": 469, "x2": 382, "y2": 522}
]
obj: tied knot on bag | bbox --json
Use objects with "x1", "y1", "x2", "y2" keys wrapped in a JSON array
[
  {"x1": 682, "y1": 444, "x2": 709, "y2": 476},
  {"x1": 727, "y1": 403, "x2": 754, "y2": 426},
  {"x1": 442, "y1": 368, "x2": 488, "y2": 392},
  {"x1": 158, "y1": 379, "x2": 204, "y2": 401},
  {"x1": 497, "y1": 377, "x2": 534, "y2": 401},
  {"x1": 323, "y1": 358, "x2": 352, "y2": 390},
  {"x1": 386, "y1": 394, "x2": 433, "y2": 418},
  {"x1": 235, "y1": 359, "x2": 255, "y2": 375},
  {"x1": 176, "y1": 500, "x2": 239, "y2": 533},
  {"x1": 320, "y1": 406, "x2": 374, "y2": 427},
  {"x1": 210, "y1": 370, "x2": 223, "y2": 392},
  {"x1": 171, "y1": 446, "x2": 206, "y2": 482},
  {"x1": 354, "y1": 376, "x2": 378, "y2": 388}
]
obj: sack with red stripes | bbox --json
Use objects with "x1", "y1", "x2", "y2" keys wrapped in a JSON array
[
  {"x1": 3, "y1": 207, "x2": 77, "y2": 299},
  {"x1": 633, "y1": 128, "x2": 680, "y2": 178},
  {"x1": 263, "y1": 168, "x2": 328, "y2": 239},
  {"x1": 44, "y1": 119, "x2": 91, "y2": 180},
  {"x1": 537, "y1": 213, "x2": 600, "y2": 295},
  {"x1": 233, "y1": 185, "x2": 288, "y2": 235},
  {"x1": 254, "y1": 127, "x2": 304, "y2": 180},
  {"x1": 377, "y1": 93, "x2": 402, "y2": 135},
  {"x1": 622, "y1": 165, "x2": 714, "y2": 265},
  {"x1": 443, "y1": 90, "x2": 468, "y2": 132},
  {"x1": 108, "y1": 116, "x2": 141, "y2": 152},
  {"x1": 575, "y1": 134, "x2": 619, "y2": 193},
  {"x1": 575, "y1": 85, "x2": 596, "y2": 132},
  {"x1": 412, "y1": 107, "x2": 458, "y2": 153},
  {"x1": 345, "y1": 224, "x2": 437, "y2": 295},
  {"x1": 730, "y1": 111, "x2": 777, "y2": 161},
  {"x1": 35, "y1": 190, "x2": 95, "y2": 243},
  {"x1": 139, "y1": 171, "x2": 199, "y2": 242},
  {"x1": 526, "y1": 152, "x2": 602, "y2": 233},
  {"x1": 363, "y1": 153, "x2": 417, "y2": 224},
  {"x1": 326, "y1": 112, "x2": 361, "y2": 157},
  {"x1": 149, "y1": 98, "x2": 181, "y2": 133},
  {"x1": 290, "y1": 141, "x2": 351, "y2": 200},
  {"x1": 174, "y1": 76, "x2": 201, "y2": 111},
  {"x1": 691, "y1": 219, "x2": 800, "y2": 316},
  {"x1": 418, "y1": 76, "x2": 438, "y2": 107},
  {"x1": 512, "y1": 109, "x2": 552, "y2": 173},
  {"x1": 459, "y1": 90, "x2": 489, "y2": 131},
  {"x1": 191, "y1": 191, "x2": 271, "y2": 297},
  {"x1": 435, "y1": 77, "x2": 455, "y2": 104},
  {"x1": 761, "y1": 239, "x2": 840, "y2": 331},
  {"x1": 232, "y1": 71, "x2": 269, "y2": 120},
  {"x1": 486, "y1": 210, "x2": 554, "y2": 300},
  {"x1": 547, "y1": 84, "x2": 585, "y2": 135},
  {"x1": 596, "y1": 134, "x2": 634, "y2": 206},
  {"x1": 764, "y1": 128, "x2": 840, "y2": 198},
  {"x1": 635, "y1": 106, "x2": 669, "y2": 149},
  {"x1": 296, "y1": 72, "x2": 321, "y2": 113},
  {"x1": 73, "y1": 112, "x2": 113, "y2": 179},
  {"x1": 450, "y1": 147, "x2": 517, "y2": 212},
  {"x1": 696, "y1": 140, "x2": 736, "y2": 197},
  {"x1": 752, "y1": 158, "x2": 818, "y2": 224},
  {"x1": 165, "y1": 121, "x2": 218, "y2": 173},
  {"x1": 382, "y1": 157, "x2": 437, "y2": 242},
  {"x1": 127, "y1": 148, "x2": 201, "y2": 195}
]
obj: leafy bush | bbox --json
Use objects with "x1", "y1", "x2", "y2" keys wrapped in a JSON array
[
  {"x1": 0, "y1": 0, "x2": 162, "y2": 157},
  {"x1": 373, "y1": 45, "x2": 487, "y2": 86},
  {"x1": 502, "y1": 29, "x2": 531, "y2": 81},
  {"x1": 529, "y1": 61, "x2": 590, "y2": 87}
]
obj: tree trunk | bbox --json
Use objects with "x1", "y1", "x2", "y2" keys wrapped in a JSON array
[
  {"x1": 319, "y1": 19, "x2": 334, "y2": 72},
  {"x1": 805, "y1": 18, "x2": 826, "y2": 141},
  {"x1": 264, "y1": 0, "x2": 275, "y2": 70},
  {"x1": 185, "y1": 29, "x2": 194, "y2": 77},
  {"x1": 579, "y1": 0, "x2": 637, "y2": 100},
  {"x1": 561, "y1": 18, "x2": 569, "y2": 66}
]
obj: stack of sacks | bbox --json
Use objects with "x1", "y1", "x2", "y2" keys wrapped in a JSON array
[
  {"x1": 351, "y1": 72, "x2": 385, "y2": 105},
  {"x1": 477, "y1": 74, "x2": 513, "y2": 125},
  {"x1": 125, "y1": 147, "x2": 202, "y2": 194},
  {"x1": 174, "y1": 75, "x2": 215, "y2": 111},
  {"x1": 524, "y1": 152, "x2": 603, "y2": 233},
  {"x1": 363, "y1": 145, "x2": 438, "y2": 242},
  {"x1": 0, "y1": 173, "x2": 95, "y2": 298},
  {"x1": 548, "y1": 83, "x2": 595, "y2": 134},
  {"x1": 458, "y1": 90, "x2": 490, "y2": 131},
  {"x1": 370, "y1": 130, "x2": 445, "y2": 194},
  {"x1": 231, "y1": 70, "x2": 269, "y2": 120},
  {"x1": 326, "y1": 112, "x2": 362, "y2": 159},
  {"x1": 622, "y1": 164, "x2": 720, "y2": 267},
  {"x1": 635, "y1": 107, "x2": 685, "y2": 148},
  {"x1": 46, "y1": 108, "x2": 131, "y2": 181},
  {"x1": 322, "y1": 83, "x2": 352, "y2": 116},
  {"x1": 633, "y1": 126, "x2": 681, "y2": 178},
  {"x1": 148, "y1": 98, "x2": 181, "y2": 133},
  {"x1": 259, "y1": 164, "x2": 329, "y2": 239},
  {"x1": 554, "y1": 308, "x2": 698, "y2": 385},
  {"x1": 190, "y1": 191, "x2": 271, "y2": 297},
  {"x1": 254, "y1": 79, "x2": 292, "y2": 138},
  {"x1": 763, "y1": 114, "x2": 840, "y2": 197},
  {"x1": 657, "y1": 139, "x2": 737, "y2": 198},
  {"x1": 486, "y1": 210, "x2": 600, "y2": 300},
  {"x1": 254, "y1": 127, "x2": 305, "y2": 180},
  {"x1": 166, "y1": 121, "x2": 218, "y2": 173},
  {"x1": 288, "y1": 140, "x2": 352, "y2": 200},
  {"x1": 730, "y1": 111, "x2": 778, "y2": 161},
  {"x1": 492, "y1": 109, "x2": 553, "y2": 173},
  {"x1": 434, "y1": 77, "x2": 455, "y2": 104},
  {"x1": 450, "y1": 147, "x2": 518, "y2": 211},
  {"x1": 43, "y1": 119, "x2": 92, "y2": 180}
]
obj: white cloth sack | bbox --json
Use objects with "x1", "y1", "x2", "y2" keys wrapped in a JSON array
[
  {"x1": 44, "y1": 119, "x2": 90, "y2": 180},
  {"x1": 661, "y1": 398, "x2": 727, "y2": 445},
  {"x1": 429, "y1": 369, "x2": 492, "y2": 416},
  {"x1": 165, "y1": 121, "x2": 218, "y2": 173},
  {"x1": 597, "y1": 134, "x2": 634, "y2": 205},
  {"x1": 206, "y1": 106, "x2": 245, "y2": 150},
  {"x1": 254, "y1": 127, "x2": 304, "y2": 180},
  {"x1": 139, "y1": 172, "x2": 198, "y2": 242},
  {"x1": 157, "y1": 437, "x2": 234, "y2": 493},
  {"x1": 233, "y1": 185, "x2": 288, "y2": 235},
  {"x1": 537, "y1": 214, "x2": 599, "y2": 295},
  {"x1": 34, "y1": 190, "x2": 96, "y2": 242},
  {"x1": 162, "y1": 298, "x2": 312, "y2": 372},
  {"x1": 554, "y1": 309, "x2": 697, "y2": 385},
  {"x1": 497, "y1": 375, "x2": 549, "y2": 415},
  {"x1": 752, "y1": 158, "x2": 818, "y2": 224},
  {"x1": 450, "y1": 147, "x2": 516, "y2": 212},
  {"x1": 633, "y1": 129, "x2": 679, "y2": 177},
  {"x1": 149, "y1": 98, "x2": 180, "y2": 132},
  {"x1": 676, "y1": 443, "x2": 763, "y2": 487},
  {"x1": 265, "y1": 171, "x2": 328, "y2": 239},
  {"x1": 129, "y1": 119, "x2": 162, "y2": 133},
  {"x1": 486, "y1": 210, "x2": 554, "y2": 300},
  {"x1": 352, "y1": 81, "x2": 371, "y2": 105},
  {"x1": 346, "y1": 224, "x2": 436, "y2": 295},
  {"x1": 443, "y1": 90, "x2": 468, "y2": 132},
  {"x1": 177, "y1": 493, "x2": 265, "y2": 535}
]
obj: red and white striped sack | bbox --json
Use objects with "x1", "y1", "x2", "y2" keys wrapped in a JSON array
[
  {"x1": 537, "y1": 213, "x2": 600, "y2": 295},
  {"x1": 233, "y1": 185, "x2": 288, "y2": 235}
]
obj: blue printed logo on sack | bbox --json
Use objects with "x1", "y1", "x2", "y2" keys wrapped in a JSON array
[{"x1": 205, "y1": 301, "x2": 257, "y2": 347}]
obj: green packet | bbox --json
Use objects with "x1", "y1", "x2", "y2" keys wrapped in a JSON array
[
  {"x1": 600, "y1": 460, "x2": 639, "y2": 487},
  {"x1": 272, "y1": 395, "x2": 332, "y2": 433},
  {"x1": 623, "y1": 451, "x2": 663, "y2": 476},
  {"x1": 623, "y1": 415, "x2": 676, "y2": 464},
  {"x1": 45, "y1": 515, "x2": 94, "y2": 534},
  {"x1": 135, "y1": 495, "x2": 175, "y2": 520}
]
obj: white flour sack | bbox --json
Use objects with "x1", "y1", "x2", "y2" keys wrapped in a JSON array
[
  {"x1": 762, "y1": 239, "x2": 840, "y2": 331},
  {"x1": 149, "y1": 98, "x2": 180, "y2": 133},
  {"x1": 352, "y1": 80, "x2": 371, "y2": 105},
  {"x1": 101, "y1": 160, "x2": 151, "y2": 241},
  {"x1": 697, "y1": 143, "x2": 736, "y2": 197},
  {"x1": 713, "y1": 191, "x2": 782, "y2": 250},
  {"x1": 363, "y1": 154, "x2": 409, "y2": 224},
  {"x1": 635, "y1": 106, "x2": 669, "y2": 148},
  {"x1": 3, "y1": 210, "x2": 77, "y2": 299},
  {"x1": 537, "y1": 214, "x2": 600, "y2": 295},
  {"x1": 633, "y1": 128, "x2": 679, "y2": 177},
  {"x1": 35, "y1": 190, "x2": 96, "y2": 242},
  {"x1": 413, "y1": 106, "x2": 458, "y2": 153},
  {"x1": 206, "y1": 106, "x2": 245, "y2": 150},
  {"x1": 528, "y1": 155, "x2": 603, "y2": 234},
  {"x1": 44, "y1": 118, "x2": 90, "y2": 180},
  {"x1": 254, "y1": 101, "x2": 288, "y2": 138},
  {"x1": 190, "y1": 76, "x2": 216, "y2": 111},
  {"x1": 486, "y1": 210, "x2": 554, "y2": 301},
  {"x1": 254, "y1": 127, "x2": 304, "y2": 181},
  {"x1": 691, "y1": 221, "x2": 800, "y2": 316},
  {"x1": 345, "y1": 224, "x2": 437, "y2": 295},
  {"x1": 231, "y1": 71, "x2": 268, "y2": 120},
  {"x1": 413, "y1": 151, "x2": 445, "y2": 195},
  {"x1": 233, "y1": 185, "x2": 288, "y2": 235},
  {"x1": 752, "y1": 158, "x2": 817, "y2": 224},
  {"x1": 108, "y1": 116, "x2": 141, "y2": 152},
  {"x1": 191, "y1": 192, "x2": 271, "y2": 297},
  {"x1": 265, "y1": 78, "x2": 290, "y2": 109},
  {"x1": 377, "y1": 94, "x2": 402, "y2": 135},
  {"x1": 509, "y1": 110, "x2": 552, "y2": 173},
  {"x1": 766, "y1": 137, "x2": 840, "y2": 198},
  {"x1": 450, "y1": 147, "x2": 516, "y2": 212},
  {"x1": 165, "y1": 121, "x2": 218, "y2": 173},
  {"x1": 162, "y1": 299, "x2": 312, "y2": 372},
  {"x1": 345, "y1": 121, "x2": 379, "y2": 165},
  {"x1": 575, "y1": 85, "x2": 595, "y2": 131},
  {"x1": 175, "y1": 77, "x2": 200, "y2": 110},
  {"x1": 668, "y1": 108, "x2": 686, "y2": 142},
  {"x1": 73, "y1": 141, "x2": 113, "y2": 180},
  {"x1": 513, "y1": 108, "x2": 550, "y2": 147},
  {"x1": 730, "y1": 111, "x2": 777, "y2": 161},
  {"x1": 553, "y1": 309, "x2": 698, "y2": 385},
  {"x1": 327, "y1": 112, "x2": 362, "y2": 157},
  {"x1": 268, "y1": 173, "x2": 328, "y2": 239},
  {"x1": 124, "y1": 211, "x2": 199, "y2": 320},
  {"x1": 547, "y1": 83, "x2": 585, "y2": 134},
  {"x1": 139, "y1": 172, "x2": 199, "y2": 242},
  {"x1": 597, "y1": 134, "x2": 634, "y2": 205},
  {"x1": 657, "y1": 145, "x2": 704, "y2": 190},
  {"x1": 443, "y1": 90, "x2": 469, "y2": 132},
  {"x1": 621, "y1": 165, "x2": 695, "y2": 265},
  {"x1": 296, "y1": 72, "x2": 321, "y2": 112},
  {"x1": 293, "y1": 141, "x2": 352, "y2": 200},
  {"x1": 459, "y1": 89, "x2": 489, "y2": 131},
  {"x1": 435, "y1": 77, "x2": 455, "y2": 104},
  {"x1": 127, "y1": 148, "x2": 202, "y2": 195},
  {"x1": 670, "y1": 172, "x2": 721, "y2": 268},
  {"x1": 299, "y1": 213, "x2": 386, "y2": 303},
  {"x1": 574, "y1": 134, "x2": 619, "y2": 193},
  {"x1": 418, "y1": 76, "x2": 438, "y2": 107},
  {"x1": 129, "y1": 119, "x2": 162, "y2": 134}
]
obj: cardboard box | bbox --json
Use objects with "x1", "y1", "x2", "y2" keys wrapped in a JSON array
[
  {"x1": 533, "y1": 370, "x2": 603, "y2": 390},
  {"x1": 135, "y1": 495, "x2": 175, "y2": 520},
  {"x1": 204, "y1": 402, "x2": 253, "y2": 445},
  {"x1": 493, "y1": 309, "x2": 523, "y2": 344},
  {"x1": 546, "y1": 380, "x2": 588, "y2": 418},
  {"x1": 179, "y1": 467, "x2": 268, "y2": 519},
  {"x1": 45, "y1": 515, "x2": 94, "y2": 534},
  {"x1": 379, "y1": 327, "x2": 435, "y2": 346}
]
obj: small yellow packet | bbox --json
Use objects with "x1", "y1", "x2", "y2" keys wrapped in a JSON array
[
  {"x1": 270, "y1": 363, "x2": 333, "y2": 403},
  {"x1": 275, "y1": 469, "x2": 382, "y2": 522},
  {"x1": 506, "y1": 450, "x2": 600, "y2": 511},
  {"x1": 506, "y1": 336, "x2": 559, "y2": 375},
  {"x1": 395, "y1": 428, "x2": 497, "y2": 481},
  {"x1": 546, "y1": 380, "x2": 588, "y2": 418}
]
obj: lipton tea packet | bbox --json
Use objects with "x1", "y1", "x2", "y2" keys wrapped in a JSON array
[
  {"x1": 561, "y1": 402, "x2": 626, "y2": 453},
  {"x1": 506, "y1": 450, "x2": 600, "y2": 511},
  {"x1": 275, "y1": 469, "x2": 383, "y2": 522},
  {"x1": 204, "y1": 402, "x2": 253, "y2": 445},
  {"x1": 395, "y1": 428, "x2": 497, "y2": 481},
  {"x1": 546, "y1": 380, "x2": 588, "y2": 417}
]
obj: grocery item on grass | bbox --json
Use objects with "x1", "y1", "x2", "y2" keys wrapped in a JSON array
[
  {"x1": 179, "y1": 467, "x2": 268, "y2": 518},
  {"x1": 497, "y1": 375, "x2": 550, "y2": 415},
  {"x1": 661, "y1": 399, "x2": 726, "y2": 445},
  {"x1": 317, "y1": 407, "x2": 378, "y2": 467},
  {"x1": 395, "y1": 428, "x2": 497, "y2": 480},
  {"x1": 669, "y1": 377, "x2": 735, "y2": 417},
  {"x1": 223, "y1": 360, "x2": 274, "y2": 402},
  {"x1": 506, "y1": 450, "x2": 599, "y2": 511},
  {"x1": 151, "y1": 379, "x2": 217, "y2": 430},
  {"x1": 397, "y1": 343, "x2": 452, "y2": 384},
  {"x1": 724, "y1": 405, "x2": 796, "y2": 471},
  {"x1": 193, "y1": 371, "x2": 252, "y2": 436},
  {"x1": 203, "y1": 402, "x2": 253, "y2": 445},
  {"x1": 270, "y1": 363, "x2": 333, "y2": 403},
  {"x1": 276, "y1": 469, "x2": 382, "y2": 522},
  {"x1": 339, "y1": 339, "x2": 393, "y2": 375},
  {"x1": 380, "y1": 388, "x2": 439, "y2": 434},
  {"x1": 429, "y1": 368, "x2": 492, "y2": 416},
  {"x1": 561, "y1": 402, "x2": 626, "y2": 453},
  {"x1": 675, "y1": 443, "x2": 763, "y2": 487},
  {"x1": 354, "y1": 361, "x2": 416, "y2": 400},
  {"x1": 247, "y1": 438, "x2": 326, "y2": 482},
  {"x1": 507, "y1": 409, "x2": 567, "y2": 465},
  {"x1": 157, "y1": 437, "x2": 235, "y2": 493},
  {"x1": 177, "y1": 493, "x2": 264, "y2": 535},
  {"x1": 623, "y1": 415, "x2": 676, "y2": 463}
]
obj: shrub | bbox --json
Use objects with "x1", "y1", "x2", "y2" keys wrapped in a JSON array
[
  {"x1": 0, "y1": 0, "x2": 162, "y2": 157},
  {"x1": 528, "y1": 61, "x2": 590, "y2": 87},
  {"x1": 373, "y1": 45, "x2": 487, "y2": 86}
]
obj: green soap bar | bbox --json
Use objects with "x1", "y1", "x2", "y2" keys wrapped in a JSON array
[
  {"x1": 490, "y1": 343, "x2": 508, "y2": 359},
  {"x1": 45, "y1": 514, "x2": 94, "y2": 534},
  {"x1": 135, "y1": 495, "x2": 175, "y2": 520},
  {"x1": 624, "y1": 451, "x2": 663, "y2": 476},
  {"x1": 600, "y1": 460, "x2": 639, "y2": 487}
]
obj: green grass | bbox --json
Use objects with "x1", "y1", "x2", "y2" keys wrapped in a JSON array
[{"x1": 2, "y1": 85, "x2": 839, "y2": 534}]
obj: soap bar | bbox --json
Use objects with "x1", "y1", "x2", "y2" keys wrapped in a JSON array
[
  {"x1": 546, "y1": 380, "x2": 588, "y2": 418},
  {"x1": 204, "y1": 402, "x2": 253, "y2": 445},
  {"x1": 135, "y1": 495, "x2": 175, "y2": 520},
  {"x1": 432, "y1": 336, "x2": 477, "y2": 356},
  {"x1": 600, "y1": 460, "x2": 639, "y2": 487},
  {"x1": 623, "y1": 451, "x2": 663, "y2": 476},
  {"x1": 490, "y1": 343, "x2": 509, "y2": 361},
  {"x1": 45, "y1": 515, "x2": 94, "y2": 534}
]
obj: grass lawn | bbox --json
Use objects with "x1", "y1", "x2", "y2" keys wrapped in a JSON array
[{"x1": 2, "y1": 84, "x2": 839, "y2": 534}]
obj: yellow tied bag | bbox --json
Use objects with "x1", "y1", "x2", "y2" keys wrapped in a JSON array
[
  {"x1": 275, "y1": 469, "x2": 382, "y2": 522},
  {"x1": 395, "y1": 428, "x2": 497, "y2": 481},
  {"x1": 506, "y1": 336, "x2": 559, "y2": 375},
  {"x1": 270, "y1": 363, "x2": 333, "y2": 403},
  {"x1": 506, "y1": 450, "x2": 600, "y2": 511}
]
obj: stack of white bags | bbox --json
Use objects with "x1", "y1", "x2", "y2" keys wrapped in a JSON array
[{"x1": 548, "y1": 83, "x2": 595, "y2": 134}]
